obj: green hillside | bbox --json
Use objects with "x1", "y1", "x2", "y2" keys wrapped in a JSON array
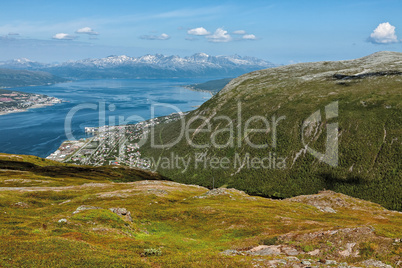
[
  {"x1": 0, "y1": 68, "x2": 67, "y2": 88},
  {"x1": 140, "y1": 51, "x2": 402, "y2": 211},
  {"x1": 0, "y1": 153, "x2": 401, "y2": 267},
  {"x1": 0, "y1": 153, "x2": 166, "y2": 187}
]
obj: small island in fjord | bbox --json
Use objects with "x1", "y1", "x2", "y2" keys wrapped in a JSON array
[
  {"x1": 0, "y1": 68, "x2": 66, "y2": 115},
  {"x1": 0, "y1": 88, "x2": 62, "y2": 116}
]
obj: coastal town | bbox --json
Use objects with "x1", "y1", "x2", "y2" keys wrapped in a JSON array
[
  {"x1": 0, "y1": 89, "x2": 62, "y2": 115},
  {"x1": 47, "y1": 112, "x2": 185, "y2": 169}
]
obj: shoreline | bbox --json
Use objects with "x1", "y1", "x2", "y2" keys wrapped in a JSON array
[
  {"x1": 0, "y1": 99, "x2": 63, "y2": 117},
  {"x1": 46, "y1": 112, "x2": 186, "y2": 164},
  {"x1": 182, "y1": 85, "x2": 214, "y2": 97},
  {"x1": 46, "y1": 83, "x2": 210, "y2": 159},
  {"x1": 3, "y1": 79, "x2": 209, "y2": 159}
]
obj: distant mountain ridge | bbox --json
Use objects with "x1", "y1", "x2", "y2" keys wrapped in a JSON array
[
  {"x1": 0, "y1": 53, "x2": 276, "y2": 79},
  {"x1": 0, "y1": 68, "x2": 67, "y2": 88}
]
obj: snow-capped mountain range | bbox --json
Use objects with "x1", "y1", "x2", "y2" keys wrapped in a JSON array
[{"x1": 0, "y1": 53, "x2": 275, "y2": 79}]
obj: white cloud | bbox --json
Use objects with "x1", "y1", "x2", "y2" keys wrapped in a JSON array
[
  {"x1": 8, "y1": 32, "x2": 19, "y2": 36},
  {"x1": 233, "y1": 30, "x2": 246, "y2": 35},
  {"x1": 206, "y1": 28, "x2": 232, "y2": 43},
  {"x1": 243, "y1": 34, "x2": 256, "y2": 40},
  {"x1": 76, "y1": 27, "x2": 99, "y2": 35},
  {"x1": 52, "y1": 33, "x2": 76, "y2": 40},
  {"x1": 187, "y1": 27, "x2": 210, "y2": 36},
  {"x1": 368, "y1": 22, "x2": 399, "y2": 44},
  {"x1": 140, "y1": 33, "x2": 170, "y2": 40}
]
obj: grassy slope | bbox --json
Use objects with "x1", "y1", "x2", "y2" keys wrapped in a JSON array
[
  {"x1": 140, "y1": 52, "x2": 402, "y2": 211},
  {"x1": 0, "y1": 153, "x2": 167, "y2": 187},
  {"x1": 0, "y1": 153, "x2": 401, "y2": 267},
  {"x1": 0, "y1": 68, "x2": 67, "y2": 88}
]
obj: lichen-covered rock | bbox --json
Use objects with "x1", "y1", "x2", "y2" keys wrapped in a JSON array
[
  {"x1": 73, "y1": 205, "x2": 102, "y2": 214},
  {"x1": 220, "y1": 249, "x2": 240, "y2": 256},
  {"x1": 109, "y1": 207, "x2": 133, "y2": 222},
  {"x1": 360, "y1": 259, "x2": 392, "y2": 268}
]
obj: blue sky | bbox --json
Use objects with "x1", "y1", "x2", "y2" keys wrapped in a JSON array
[{"x1": 1, "y1": 0, "x2": 402, "y2": 64}]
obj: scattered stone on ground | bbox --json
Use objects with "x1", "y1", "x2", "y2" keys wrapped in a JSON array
[
  {"x1": 146, "y1": 188, "x2": 168, "y2": 195},
  {"x1": 59, "y1": 199, "x2": 71, "y2": 205},
  {"x1": 219, "y1": 224, "x2": 398, "y2": 267},
  {"x1": 268, "y1": 259, "x2": 287, "y2": 266},
  {"x1": 286, "y1": 256, "x2": 299, "y2": 261},
  {"x1": 222, "y1": 244, "x2": 301, "y2": 257},
  {"x1": 287, "y1": 190, "x2": 385, "y2": 214},
  {"x1": 278, "y1": 226, "x2": 377, "y2": 252},
  {"x1": 4, "y1": 179, "x2": 32, "y2": 183},
  {"x1": 281, "y1": 246, "x2": 299, "y2": 256},
  {"x1": 339, "y1": 242, "x2": 359, "y2": 257},
  {"x1": 109, "y1": 207, "x2": 133, "y2": 222},
  {"x1": 247, "y1": 245, "x2": 282, "y2": 256},
  {"x1": 316, "y1": 205, "x2": 337, "y2": 213},
  {"x1": 72, "y1": 205, "x2": 102, "y2": 214},
  {"x1": 58, "y1": 218, "x2": 67, "y2": 223},
  {"x1": 307, "y1": 249, "x2": 320, "y2": 256},
  {"x1": 224, "y1": 252, "x2": 395, "y2": 268},
  {"x1": 220, "y1": 249, "x2": 240, "y2": 256},
  {"x1": 12, "y1": 201, "x2": 29, "y2": 208},
  {"x1": 360, "y1": 259, "x2": 393, "y2": 268},
  {"x1": 195, "y1": 188, "x2": 255, "y2": 200}
]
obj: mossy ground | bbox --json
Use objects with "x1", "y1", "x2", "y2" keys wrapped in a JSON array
[{"x1": 0, "y1": 154, "x2": 401, "y2": 267}]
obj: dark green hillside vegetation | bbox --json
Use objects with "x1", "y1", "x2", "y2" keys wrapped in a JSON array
[
  {"x1": 0, "y1": 68, "x2": 67, "y2": 88},
  {"x1": 0, "y1": 154, "x2": 166, "y2": 187},
  {"x1": 140, "y1": 52, "x2": 402, "y2": 211},
  {"x1": 186, "y1": 77, "x2": 233, "y2": 95}
]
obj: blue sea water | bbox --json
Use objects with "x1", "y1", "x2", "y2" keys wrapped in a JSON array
[{"x1": 0, "y1": 78, "x2": 212, "y2": 158}]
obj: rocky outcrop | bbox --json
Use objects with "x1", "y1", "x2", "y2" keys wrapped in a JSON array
[
  {"x1": 109, "y1": 207, "x2": 133, "y2": 222},
  {"x1": 72, "y1": 205, "x2": 102, "y2": 214}
]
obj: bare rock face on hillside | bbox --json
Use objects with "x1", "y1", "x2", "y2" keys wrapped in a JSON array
[
  {"x1": 247, "y1": 245, "x2": 300, "y2": 256},
  {"x1": 194, "y1": 188, "x2": 257, "y2": 200},
  {"x1": 72, "y1": 205, "x2": 102, "y2": 214},
  {"x1": 361, "y1": 259, "x2": 393, "y2": 268},
  {"x1": 287, "y1": 190, "x2": 386, "y2": 213},
  {"x1": 219, "y1": 190, "x2": 401, "y2": 267},
  {"x1": 221, "y1": 225, "x2": 395, "y2": 267},
  {"x1": 197, "y1": 188, "x2": 245, "y2": 197}
]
